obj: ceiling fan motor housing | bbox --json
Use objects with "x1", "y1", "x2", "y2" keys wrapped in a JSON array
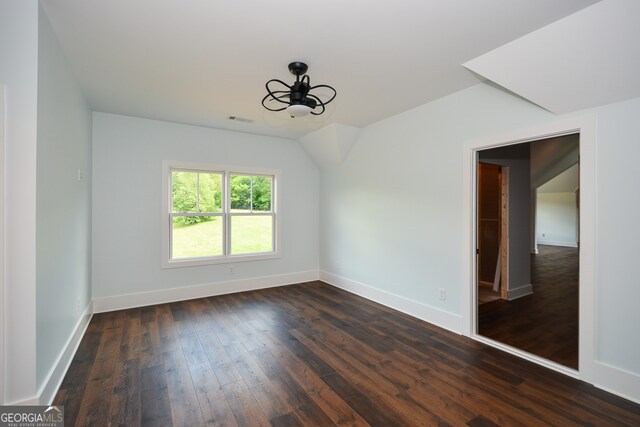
[
  {"x1": 290, "y1": 81, "x2": 316, "y2": 108},
  {"x1": 288, "y1": 61, "x2": 309, "y2": 76}
]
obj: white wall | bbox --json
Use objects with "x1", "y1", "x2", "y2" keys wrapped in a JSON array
[
  {"x1": 319, "y1": 83, "x2": 640, "y2": 381},
  {"x1": 593, "y1": 98, "x2": 640, "y2": 373},
  {"x1": 35, "y1": 4, "x2": 93, "y2": 391},
  {"x1": 537, "y1": 192, "x2": 578, "y2": 246},
  {"x1": 0, "y1": 0, "x2": 39, "y2": 404},
  {"x1": 320, "y1": 84, "x2": 551, "y2": 316},
  {"x1": 92, "y1": 113, "x2": 318, "y2": 301}
]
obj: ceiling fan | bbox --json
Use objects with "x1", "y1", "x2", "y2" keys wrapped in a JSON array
[{"x1": 262, "y1": 62, "x2": 337, "y2": 118}]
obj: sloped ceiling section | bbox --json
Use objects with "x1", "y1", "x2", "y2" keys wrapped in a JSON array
[
  {"x1": 298, "y1": 124, "x2": 361, "y2": 170},
  {"x1": 463, "y1": 0, "x2": 640, "y2": 115},
  {"x1": 538, "y1": 163, "x2": 579, "y2": 193},
  {"x1": 530, "y1": 134, "x2": 579, "y2": 189}
]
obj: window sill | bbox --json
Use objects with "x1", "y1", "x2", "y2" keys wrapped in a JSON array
[{"x1": 161, "y1": 251, "x2": 281, "y2": 269}]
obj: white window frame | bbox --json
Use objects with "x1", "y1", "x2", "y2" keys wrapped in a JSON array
[{"x1": 162, "y1": 160, "x2": 281, "y2": 268}]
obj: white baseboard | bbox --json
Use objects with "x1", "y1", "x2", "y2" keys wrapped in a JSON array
[
  {"x1": 508, "y1": 284, "x2": 533, "y2": 301},
  {"x1": 593, "y1": 361, "x2": 640, "y2": 404},
  {"x1": 320, "y1": 271, "x2": 463, "y2": 334},
  {"x1": 537, "y1": 240, "x2": 578, "y2": 248},
  {"x1": 93, "y1": 270, "x2": 320, "y2": 313},
  {"x1": 38, "y1": 301, "x2": 94, "y2": 405}
]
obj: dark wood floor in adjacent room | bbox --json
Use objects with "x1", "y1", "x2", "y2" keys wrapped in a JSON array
[
  {"x1": 54, "y1": 281, "x2": 639, "y2": 426},
  {"x1": 479, "y1": 244, "x2": 579, "y2": 369}
]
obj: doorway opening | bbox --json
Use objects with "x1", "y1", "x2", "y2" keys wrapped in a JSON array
[
  {"x1": 462, "y1": 116, "x2": 595, "y2": 381},
  {"x1": 477, "y1": 163, "x2": 508, "y2": 304},
  {"x1": 475, "y1": 134, "x2": 580, "y2": 370}
]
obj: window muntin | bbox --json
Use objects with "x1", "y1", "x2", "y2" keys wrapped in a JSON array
[{"x1": 164, "y1": 164, "x2": 278, "y2": 267}]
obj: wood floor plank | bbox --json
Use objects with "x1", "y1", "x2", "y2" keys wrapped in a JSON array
[
  {"x1": 268, "y1": 412, "x2": 305, "y2": 427},
  {"x1": 140, "y1": 364, "x2": 172, "y2": 427},
  {"x1": 119, "y1": 310, "x2": 141, "y2": 362},
  {"x1": 140, "y1": 317, "x2": 163, "y2": 369},
  {"x1": 53, "y1": 386, "x2": 84, "y2": 427},
  {"x1": 54, "y1": 282, "x2": 640, "y2": 427},
  {"x1": 248, "y1": 331, "x2": 369, "y2": 426},
  {"x1": 140, "y1": 305, "x2": 157, "y2": 324},
  {"x1": 156, "y1": 304, "x2": 182, "y2": 353},
  {"x1": 221, "y1": 380, "x2": 271, "y2": 427},
  {"x1": 163, "y1": 350, "x2": 206, "y2": 427},
  {"x1": 188, "y1": 361, "x2": 238, "y2": 427},
  {"x1": 183, "y1": 297, "x2": 218, "y2": 332},
  {"x1": 178, "y1": 333, "x2": 210, "y2": 367},
  {"x1": 74, "y1": 376, "x2": 116, "y2": 426},
  {"x1": 198, "y1": 330, "x2": 244, "y2": 387},
  {"x1": 109, "y1": 359, "x2": 141, "y2": 427},
  {"x1": 57, "y1": 330, "x2": 102, "y2": 389},
  {"x1": 223, "y1": 342, "x2": 294, "y2": 420},
  {"x1": 288, "y1": 327, "x2": 439, "y2": 426},
  {"x1": 73, "y1": 326, "x2": 123, "y2": 426}
]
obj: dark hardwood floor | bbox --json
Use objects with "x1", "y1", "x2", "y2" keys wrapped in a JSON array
[
  {"x1": 479, "y1": 244, "x2": 579, "y2": 369},
  {"x1": 54, "y1": 281, "x2": 640, "y2": 426}
]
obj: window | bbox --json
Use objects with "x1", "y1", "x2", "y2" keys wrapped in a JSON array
[{"x1": 162, "y1": 161, "x2": 279, "y2": 267}]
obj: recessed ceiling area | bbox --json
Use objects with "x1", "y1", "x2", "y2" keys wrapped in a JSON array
[{"x1": 41, "y1": 0, "x2": 600, "y2": 139}]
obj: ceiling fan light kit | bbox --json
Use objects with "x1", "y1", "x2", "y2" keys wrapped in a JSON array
[{"x1": 262, "y1": 62, "x2": 337, "y2": 118}]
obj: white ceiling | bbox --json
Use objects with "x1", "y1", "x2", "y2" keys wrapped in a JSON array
[
  {"x1": 538, "y1": 163, "x2": 579, "y2": 193},
  {"x1": 464, "y1": 0, "x2": 640, "y2": 115},
  {"x1": 41, "y1": 0, "x2": 599, "y2": 139}
]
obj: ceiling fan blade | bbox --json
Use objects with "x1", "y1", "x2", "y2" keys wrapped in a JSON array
[
  {"x1": 261, "y1": 93, "x2": 289, "y2": 111},
  {"x1": 265, "y1": 79, "x2": 291, "y2": 92},
  {"x1": 272, "y1": 92, "x2": 291, "y2": 100},
  {"x1": 306, "y1": 94, "x2": 326, "y2": 115},
  {"x1": 309, "y1": 84, "x2": 337, "y2": 105}
]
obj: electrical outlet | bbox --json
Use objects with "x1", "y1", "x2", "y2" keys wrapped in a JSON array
[
  {"x1": 77, "y1": 169, "x2": 84, "y2": 183},
  {"x1": 229, "y1": 265, "x2": 234, "y2": 274},
  {"x1": 438, "y1": 288, "x2": 447, "y2": 301}
]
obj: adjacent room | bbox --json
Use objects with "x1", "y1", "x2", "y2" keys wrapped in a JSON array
[
  {"x1": 476, "y1": 135, "x2": 580, "y2": 369},
  {"x1": 2, "y1": 0, "x2": 640, "y2": 425}
]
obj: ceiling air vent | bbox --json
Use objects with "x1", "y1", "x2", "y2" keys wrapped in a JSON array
[{"x1": 227, "y1": 116, "x2": 254, "y2": 123}]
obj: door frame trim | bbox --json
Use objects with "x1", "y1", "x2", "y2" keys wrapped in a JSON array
[
  {"x1": 477, "y1": 163, "x2": 509, "y2": 299},
  {"x1": 500, "y1": 166, "x2": 509, "y2": 300},
  {"x1": 0, "y1": 82, "x2": 5, "y2": 404},
  {"x1": 461, "y1": 115, "x2": 596, "y2": 382}
]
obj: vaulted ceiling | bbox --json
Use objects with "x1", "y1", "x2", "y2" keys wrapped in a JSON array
[
  {"x1": 42, "y1": 0, "x2": 601, "y2": 139},
  {"x1": 464, "y1": 0, "x2": 640, "y2": 115}
]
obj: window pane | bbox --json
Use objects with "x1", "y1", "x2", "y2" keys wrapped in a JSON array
[
  {"x1": 172, "y1": 171, "x2": 197, "y2": 212},
  {"x1": 172, "y1": 216, "x2": 223, "y2": 258},
  {"x1": 252, "y1": 176, "x2": 272, "y2": 212},
  {"x1": 199, "y1": 173, "x2": 222, "y2": 212},
  {"x1": 230, "y1": 175, "x2": 251, "y2": 212},
  {"x1": 231, "y1": 215, "x2": 273, "y2": 254}
]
